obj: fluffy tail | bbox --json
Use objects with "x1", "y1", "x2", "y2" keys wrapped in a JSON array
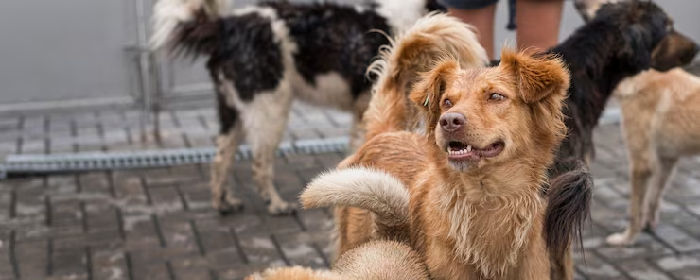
[
  {"x1": 301, "y1": 167, "x2": 410, "y2": 232},
  {"x1": 363, "y1": 12, "x2": 488, "y2": 141},
  {"x1": 150, "y1": 0, "x2": 229, "y2": 55},
  {"x1": 544, "y1": 159, "x2": 592, "y2": 264}
]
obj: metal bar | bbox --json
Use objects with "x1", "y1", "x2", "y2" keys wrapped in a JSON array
[
  {"x1": 135, "y1": 0, "x2": 155, "y2": 141},
  {"x1": 0, "y1": 137, "x2": 350, "y2": 179}
]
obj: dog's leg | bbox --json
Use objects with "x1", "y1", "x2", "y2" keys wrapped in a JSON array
[
  {"x1": 243, "y1": 92, "x2": 296, "y2": 215},
  {"x1": 642, "y1": 157, "x2": 678, "y2": 231},
  {"x1": 211, "y1": 105, "x2": 244, "y2": 215},
  {"x1": 606, "y1": 161, "x2": 652, "y2": 246}
]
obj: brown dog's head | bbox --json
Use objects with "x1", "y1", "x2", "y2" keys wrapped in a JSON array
[
  {"x1": 651, "y1": 31, "x2": 700, "y2": 71},
  {"x1": 410, "y1": 49, "x2": 570, "y2": 172},
  {"x1": 579, "y1": 0, "x2": 699, "y2": 71}
]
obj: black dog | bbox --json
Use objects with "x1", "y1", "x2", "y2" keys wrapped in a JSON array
[
  {"x1": 490, "y1": 1, "x2": 699, "y2": 278},
  {"x1": 151, "y1": 0, "x2": 445, "y2": 215},
  {"x1": 548, "y1": 1, "x2": 697, "y2": 278},
  {"x1": 551, "y1": 1, "x2": 698, "y2": 167}
]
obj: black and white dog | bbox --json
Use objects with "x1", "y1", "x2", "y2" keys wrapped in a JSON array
[{"x1": 150, "y1": 0, "x2": 477, "y2": 214}]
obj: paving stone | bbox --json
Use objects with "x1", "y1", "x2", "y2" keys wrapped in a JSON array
[
  {"x1": 290, "y1": 129, "x2": 321, "y2": 140},
  {"x1": 274, "y1": 231, "x2": 330, "y2": 268},
  {"x1": 170, "y1": 266, "x2": 212, "y2": 280},
  {"x1": 656, "y1": 255, "x2": 700, "y2": 280},
  {"x1": 236, "y1": 234, "x2": 285, "y2": 266},
  {"x1": 617, "y1": 259, "x2": 672, "y2": 280},
  {"x1": 15, "y1": 240, "x2": 48, "y2": 279},
  {"x1": 595, "y1": 233, "x2": 673, "y2": 261},
  {"x1": 576, "y1": 253, "x2": 626, "y2": 280},
  {"x1": 654, "y1": 225, "x2": 700, "y2": 253},
  {"x1": 130, "y1": 262, "x2": 171, "y2": 280},
  {"x1": 318, "y1": 127, "x2": 350, "y2": 139},
  {"x1": 217, "y1": 263, "x2": 283, "y2": 280},
  {"x1": 51, "y1": 248, "x2": 87, "y2": 277},
  {"x1": 3, "y1": 109, "x2": 700, "y2": 279}
]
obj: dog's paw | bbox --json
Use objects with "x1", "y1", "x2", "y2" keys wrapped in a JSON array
[
  {"x1": 215, "y1": 196, "x2": 244, "y2": 215},
  {"x1": 605, "y1": 231, "x2": 635, "y2": 246},
  {"x1": 268, "y1": 200, "x2": 298, "y2": 215}
]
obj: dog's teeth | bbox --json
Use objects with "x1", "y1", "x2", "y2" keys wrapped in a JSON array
[{"x1": 466, "y1": 145, "x2": 472, "y2": 152}]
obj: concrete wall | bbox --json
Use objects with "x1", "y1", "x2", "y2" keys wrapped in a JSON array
[
  {"x1": 0, "y1": 0, "x2": 132, "y2": 104},
  {"x1": 0, "y1": 0, "x2": 698, "y2": 105}
]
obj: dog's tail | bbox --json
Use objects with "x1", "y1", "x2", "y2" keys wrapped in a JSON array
[
  {"x1": 150, "y1": 0, "x2": 229, "y2": 56},
  {"x1": 544, "y1": 159, "x2": 593, "y2": 265},
  {"x1": 363, "y1": 12, "x2": 488, "y2": 141},
  {"x1": 301, "y1": 167, "x2": 410, "y2": 235}
]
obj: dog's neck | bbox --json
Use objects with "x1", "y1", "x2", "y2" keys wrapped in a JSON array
[
  {"x1": 551, "y1": 22, "x2": 642, "y2": 128},
  {"x1": 549, "y1": 21, "x2": 649, "y2": 164},
  {"x1": 428, "y1": 151, "x2": 547, "y2": 277}
]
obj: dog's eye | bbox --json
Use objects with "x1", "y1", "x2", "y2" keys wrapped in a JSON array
[
  {"x1": 443, "y1": 99, "x2": 453, "y2": 109},
  {"x1": 489, "y1": 93, "x2": 505, "y2": 101}
]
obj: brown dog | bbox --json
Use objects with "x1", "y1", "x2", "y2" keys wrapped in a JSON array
[
  {"x1": 310, "y1": 12, "x2": 489, "y2": 261},
  {"x1": 604, "y1": 68, "x2": 700, "y2": 246},
  {"x1": 302, "y1": 46, "x2": 571, "y2": 279},
  {"x1": 244, "y1": 240, "x2": 429, "y2": 280}
]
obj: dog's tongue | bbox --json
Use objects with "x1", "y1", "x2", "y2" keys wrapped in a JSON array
[{"x1": 478, "y1": 143, "x2": 504, "y2": 157}]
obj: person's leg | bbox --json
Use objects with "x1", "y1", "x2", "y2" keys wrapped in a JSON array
[
  {"x1": 515, "y1": 0, "x2": 564, "y2": 52},
  {"x1": 440, "y1": 0, "x2": 499, "y2": 59}
]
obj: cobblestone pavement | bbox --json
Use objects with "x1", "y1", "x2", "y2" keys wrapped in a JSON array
[
  {"x1": 0, "y1": 101, "x2": 353, "y2": 159},
  {"x1": 1, "y1": 105, "x2": 700, "y2": 280}
]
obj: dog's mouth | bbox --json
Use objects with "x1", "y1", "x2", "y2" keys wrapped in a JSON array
[{"x1": 446, "y1": 141, "x2": 504, "y2": 162}]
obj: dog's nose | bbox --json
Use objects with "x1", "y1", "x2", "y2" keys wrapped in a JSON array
[{"x1": 439, "y1": 112, "x2": 465, "y2": 131}]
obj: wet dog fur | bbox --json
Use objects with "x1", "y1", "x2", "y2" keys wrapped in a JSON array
[
  {"x1": 307, "y1": 12, "x2": 489, "y2": 261},
  {"x1": 302, "y1": 30, "x2": 573, "y2": 279},
  {"x1": 244, "y1": 240, "x2": 429, "y2": 280}
]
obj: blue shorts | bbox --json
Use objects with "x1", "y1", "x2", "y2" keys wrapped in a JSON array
[{"x1": 438, "y1": 0, "x2": 500, "y2": 9}]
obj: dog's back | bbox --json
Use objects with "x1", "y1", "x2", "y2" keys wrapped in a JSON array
[{"x1": 617, "y1": 68, "x2": 700, "y2": 156}]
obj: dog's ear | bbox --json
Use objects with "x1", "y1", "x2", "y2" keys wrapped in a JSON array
[
  {"x1": 409, "y1": 60, "x2": 459, "y2": 113},
  {"x1": 499, "y1": 48, "x2": 570, "y2": 104}
]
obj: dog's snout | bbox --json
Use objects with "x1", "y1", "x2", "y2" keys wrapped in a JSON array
[{"x1": 439, "y1": 112, "x2": 465, "y2": 131}]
